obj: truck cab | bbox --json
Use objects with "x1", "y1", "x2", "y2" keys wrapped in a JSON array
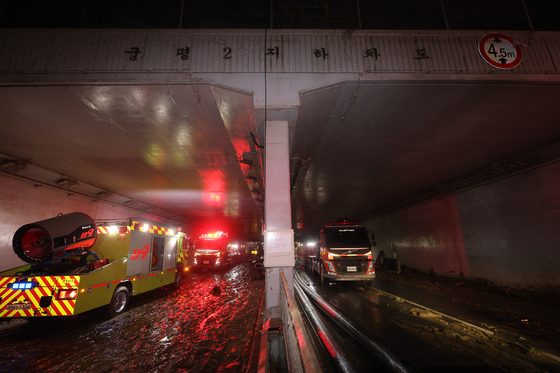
[
  {"x1": 192, "y1": 231, "x2": 231, "y2": 270},
  {"x1": 309, "y1": 221, "x2": 375, "y2": 285}
]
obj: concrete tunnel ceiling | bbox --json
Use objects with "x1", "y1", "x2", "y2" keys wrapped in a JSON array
[
  {"x1": 0, "y1": 83, "x2": 264, "y2": 242},
  {"x1": 289, "y1": 81, "x2": 560, "y2": 239},
  {"x1": 1, "y1": 80, "x2": 560, "y2": 242}
]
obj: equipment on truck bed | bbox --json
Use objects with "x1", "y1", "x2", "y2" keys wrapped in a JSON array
[{"x1": 12, "y1": 212, "x2": 98, "y2": 264}]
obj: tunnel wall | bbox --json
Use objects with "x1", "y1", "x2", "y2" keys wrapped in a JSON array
[
  {"x1": 0, "y1": 175, "x2": 186, "y2": 272},
  {"x1": 363, "y1": 162, "x2": 560, "y2": 294}
]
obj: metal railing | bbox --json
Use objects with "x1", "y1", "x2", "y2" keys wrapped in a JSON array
[{"x1": 279, "y1": 269, "x2": 321, "y2": 373}]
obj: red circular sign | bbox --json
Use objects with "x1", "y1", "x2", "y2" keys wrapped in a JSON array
[{"x1": 478, "y1": 33, "x2": 523, "y2": 69}]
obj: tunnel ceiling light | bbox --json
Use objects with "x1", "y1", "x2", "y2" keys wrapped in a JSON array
[
  {"x1": 97, "y1": 191, "x2": 114, "y2": 199},
  {"x1": 57, "y1": 178, "x2": 79, "y2": 188},
  {"x1": 0, "y1": 160, "x2": 16, "y2": 168},
  {"x1": 239, "y1": 157, "x2": 253, "y2": 167},
  {"x1": 246, "y1": 171, "x2": 259, "y2": 182},
  {"x1": 0, "y1": 158, "x2": 29, "y2": 173}
]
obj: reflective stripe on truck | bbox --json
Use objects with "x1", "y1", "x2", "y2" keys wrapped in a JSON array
[{"x1": 0, "y1": 275, "x2": 81, "y2": 317}]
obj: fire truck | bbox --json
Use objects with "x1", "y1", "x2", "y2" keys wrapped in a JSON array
[
  {"x1": 308, "y1": 221, "x2": 375, "y2": 285},
  {"x1": 0, "y1": 212, "x2": 189, "y2": 319},
  {"x1": 192, "y1": 231, "x2": 233, "y2": 270}
]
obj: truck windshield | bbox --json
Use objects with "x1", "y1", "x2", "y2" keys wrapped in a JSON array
[
  {"x1": 324, "y1": 227, "x2": 370, "y2": 248},
  {"x1": 196, "y1": 240, "x2": 225, "y2": 250}
]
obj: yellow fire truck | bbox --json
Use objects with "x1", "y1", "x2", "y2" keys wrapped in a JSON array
[{"x1": 0, "y1": 212, "x2": 189, "y2": 319}]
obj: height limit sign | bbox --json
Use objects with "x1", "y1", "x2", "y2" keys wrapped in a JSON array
[{"x1": 478, "y1": 33, "x2": 523, "y2": 69}]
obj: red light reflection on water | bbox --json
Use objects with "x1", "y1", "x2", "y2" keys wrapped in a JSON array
[{"x1": 0, "y1": 264, "x2": 264, "y2": 373}]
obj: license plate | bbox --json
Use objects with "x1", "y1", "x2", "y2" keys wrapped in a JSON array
[
  {"x1": 203, "y1": 261, "x2": 209, "y2": 264},
  {"x1": 6, "y1": 303, "x2": 32, "y2": 310},
  {"x1": 346, "y1": 266, "x2": 357, "y2": 272}
]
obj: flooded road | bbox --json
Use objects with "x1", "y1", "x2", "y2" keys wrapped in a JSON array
[
  {"x1": 296, "y1": 268, "x2": 560, "y2": 372},
  {"x1": 0, "y1": 263, "x2": 264, "y2": 373}
]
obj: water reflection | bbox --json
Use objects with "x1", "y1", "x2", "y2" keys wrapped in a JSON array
[{"x1": 0, "y1": 263, "x2": 264, "y2": 373}]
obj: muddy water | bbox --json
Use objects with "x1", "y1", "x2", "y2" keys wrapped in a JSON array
[{"x1": 0, "y1": 263, "x2": 264, "y2": 373}]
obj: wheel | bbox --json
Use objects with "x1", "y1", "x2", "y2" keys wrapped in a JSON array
[
  {"x1": 107, "y1": 286, "x2": 129, "y2": 318},
  {"x1": 173, "y1": 272, "x2": 183, "y2": 290},
  {"x1": 320, "y1": 263, "x2": 330, "y2": 286}
]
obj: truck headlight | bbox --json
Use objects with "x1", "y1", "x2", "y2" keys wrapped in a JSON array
[
  {"x1": 326, "y1": 261, "x2": 335, "y2": 272},
  {"x1": 368, "y1": 260, "x2": 374, "y2": 272},
  {"x1": 328, "y1": 253, "x2": 339, "y2": 260}
]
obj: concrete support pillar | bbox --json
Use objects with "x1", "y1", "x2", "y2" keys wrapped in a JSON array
[{"x1": 264, "y1": 120, "x2": 294, "y2": 320}]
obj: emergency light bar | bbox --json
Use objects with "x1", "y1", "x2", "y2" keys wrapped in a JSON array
[
  {"x1": 10, "y1": 281, "x2": 35, "y2": 290},
  {"x1": 199, "y1": 231, "x2": 228, "y2": 239},
  {"x1": 325, "y1": 222, "x2": 359, "y2": 227}
]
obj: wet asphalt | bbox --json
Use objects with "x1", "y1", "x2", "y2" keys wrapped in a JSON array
[
  {"x1": 297, "y1": 267, "x2": 560, "y2": 372},
  {"x1": 2, "y1": 263, "x2": 559, "y2": 373},
  {"x1": 0, "y1": 262, "x2": 264, "y2": 373}
]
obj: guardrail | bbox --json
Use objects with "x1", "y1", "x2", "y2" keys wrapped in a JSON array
[
  {"x1": 279, "y1": 269, "x2": 321, "y2": 373},
  {"x1": 294, "y1": 270, "x2": 417, "y2": 373}
]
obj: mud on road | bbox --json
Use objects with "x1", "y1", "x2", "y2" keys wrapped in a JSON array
[{"x1": 0, "y1": 263, "x2": 265, "y2": 373}]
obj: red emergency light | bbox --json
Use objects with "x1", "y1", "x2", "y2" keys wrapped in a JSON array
[
  {"x1": 199, "y1": 231, "x2": 228, "y2": 239},
  {"x1": 325, "y1": 221, "x2": 358, "y2": 227}
]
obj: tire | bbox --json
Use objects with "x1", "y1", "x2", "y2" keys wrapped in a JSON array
[
  {"x1": 320, "y1": 263, "x2": 330, "y2": 286},
  {"x1": 108, "y1": 286, "x2": 129, "y2": 318}
]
